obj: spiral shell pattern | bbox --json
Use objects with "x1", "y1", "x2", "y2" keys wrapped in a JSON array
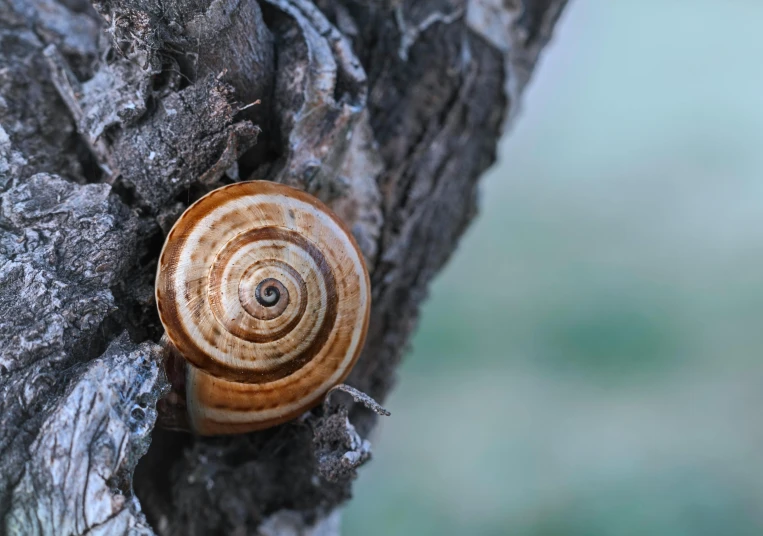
[{"x1": 155, "y1": 181, "x2": 371, "y2": 435}]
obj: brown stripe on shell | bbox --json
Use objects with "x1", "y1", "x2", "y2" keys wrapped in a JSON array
[
  {"x1": 185, "y1": 345, "x2": 362, "y2": 435},
  {"x1": 162, "y1": 229, "x2": 339, "y2": 384},
  {"x1": 207, "y1": 227, "x2": 325, "y2": 343},
  {"x1": 243, "y1": 276, "x2": 289, "y2": 318}
]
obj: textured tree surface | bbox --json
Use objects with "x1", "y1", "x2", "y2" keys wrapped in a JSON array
[{"x1": 0, "y1": 0, "x2": 567, "y2": 534}]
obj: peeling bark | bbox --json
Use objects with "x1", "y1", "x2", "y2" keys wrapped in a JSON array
[{"x1": 0, "y1": 0, "x2": 567, "y2": 534}]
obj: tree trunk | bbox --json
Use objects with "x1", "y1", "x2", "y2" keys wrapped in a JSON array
[{"x1": 0, "y1": 0, "x2": 567, "y2": 534}]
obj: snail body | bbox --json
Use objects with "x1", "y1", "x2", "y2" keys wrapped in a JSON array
[{"x1": 155, "y1": 181, "x2": 371, "y2": 435}]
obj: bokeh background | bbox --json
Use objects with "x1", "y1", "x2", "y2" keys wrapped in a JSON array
[{"x1": 344, "y1": 1, "x2": 763, "y2": 535}]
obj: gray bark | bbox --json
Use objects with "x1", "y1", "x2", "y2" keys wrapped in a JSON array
[{"x1": 0, "y1": 0, "x2": 567, "y2": 534}]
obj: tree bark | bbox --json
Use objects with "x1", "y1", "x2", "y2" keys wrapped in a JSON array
[{"x1": 0, "y1": 0, "x2": 567, "y2": 534}]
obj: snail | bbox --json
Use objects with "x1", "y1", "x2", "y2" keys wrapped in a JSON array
[{"x1": 155, "y1": 180, "x2": 371, "y2": 435}]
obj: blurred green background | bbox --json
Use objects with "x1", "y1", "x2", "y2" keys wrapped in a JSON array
[{"x1": 344, "y1": 1, "x2": 763, "y2": 535}]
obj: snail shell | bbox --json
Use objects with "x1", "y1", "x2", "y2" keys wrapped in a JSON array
[{"x1": 155, "y1": 181, "x2": 371, "y2": 435}]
